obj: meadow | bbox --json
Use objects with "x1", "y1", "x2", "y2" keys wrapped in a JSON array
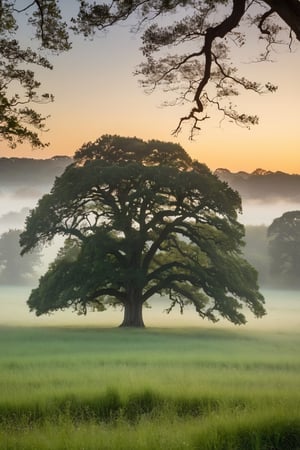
[{"x1": 0, "y1": 324, "x2": 299, "y2": 450}]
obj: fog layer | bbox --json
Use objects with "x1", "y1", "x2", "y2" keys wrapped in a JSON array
[{"x1": 0, "y1": 286, "x2": 299, "y2": 331}]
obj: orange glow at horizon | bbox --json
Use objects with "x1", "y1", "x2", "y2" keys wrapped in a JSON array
[{"x1": 0, "y1": 25, "x2": 299, "y2": 174}]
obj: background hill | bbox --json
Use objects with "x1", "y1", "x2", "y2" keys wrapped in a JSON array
[
  {"x1": 1, "y1": 158, "x2": 299, "y2": 202},
  {"x1": 0, "y1": 156, "x2": 72, "y2": 187},
  {"x1": 214, "y1": 168, "x2": 300, "y2": 202}
]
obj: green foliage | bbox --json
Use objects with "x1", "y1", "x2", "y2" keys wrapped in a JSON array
[
  {"x1": 268, "y1": 211, "x2": 300, "y2": 288},
  {"x1": 0, "y1": 1, "x2": 70, "y2": 148},
  {"x1": 0, "y1": 37, "x2": 54, "y2": 148},
  {"x1": 21, "y1": 135, "x2": 264, "y2": 326}
]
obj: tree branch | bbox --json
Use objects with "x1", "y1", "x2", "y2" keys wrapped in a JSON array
[
  {"x1": 258, "y1": 8, "x2": 274, "y2": 35},
  {"x1": 142, "y1": 271, "x2": 202, "y2": 303},
  {"x1": 173, "y1": 0, "x2": 247, "y2": 135},
  {"x1": 87, "y1": 287, "x2": 125, "y2": 303},
  {"x1": 13, "y1": 1, "x2": 36, "y2": 13},
  {"x1": 264, "y1": 0, "x2": 300, "y2": 41},
  {"x1": 146, "y1": 260, "x2": 187, "y2": 283},
  {"x1": 193, "y1": 0, "x2": 246, "y2": 112}
]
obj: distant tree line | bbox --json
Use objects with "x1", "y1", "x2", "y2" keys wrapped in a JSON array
[
  {"x1": 244, "y1": 212, "x2": 300, "y2": 289},
  {"x1": 0, "y1": 229, "x2": 41, "y2": 285}
]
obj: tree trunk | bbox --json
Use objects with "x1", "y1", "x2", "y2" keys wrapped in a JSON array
[{"x1": 119, "y1": 300, "x2": 145, "y2": 328}]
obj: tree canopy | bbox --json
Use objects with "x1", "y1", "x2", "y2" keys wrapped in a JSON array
[
  {"x1": 268, "y1": 210, "x2": 300, "y2": 288},
  {"x1": 1, "y1": 1, "x2": 299, "y2": 146},
  {"x1": 20, "y1": 135, "x2": 265, "y2": 327}
]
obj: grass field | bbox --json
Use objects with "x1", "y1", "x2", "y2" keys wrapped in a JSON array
[{"x1": 0, "y1": 325, "x2": 299, "y2": 449}]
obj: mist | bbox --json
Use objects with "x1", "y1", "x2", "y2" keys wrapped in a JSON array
[
  {"x1": 0, "y1": 286, "x2": 299, "y2": 331},
  {"x1": 239, "y1": 199, "x2": 300, "y2": 226}
]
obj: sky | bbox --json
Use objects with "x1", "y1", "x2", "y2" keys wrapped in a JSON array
[{"x1": 0, "y1": 3, "x2": 299, "y2": 173}]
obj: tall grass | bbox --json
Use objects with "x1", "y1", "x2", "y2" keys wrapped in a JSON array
[{"x1": 0, "y1": 326, "x2": 299, "y2": 449}]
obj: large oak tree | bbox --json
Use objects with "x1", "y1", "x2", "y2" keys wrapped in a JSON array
[{"x1": 20, "y1": 135, "x2": 265, "y2": 327}]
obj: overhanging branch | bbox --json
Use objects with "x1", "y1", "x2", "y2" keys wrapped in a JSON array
[
  {"x1": 193, "y1": 0, "x2": 246, "y2": 112},
  {"x1": 174, "y1": 0, "x2": 247, "y2": 135},
  {"x1": 264, "y1": 0, "x2": 300, "y2": 41}
]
